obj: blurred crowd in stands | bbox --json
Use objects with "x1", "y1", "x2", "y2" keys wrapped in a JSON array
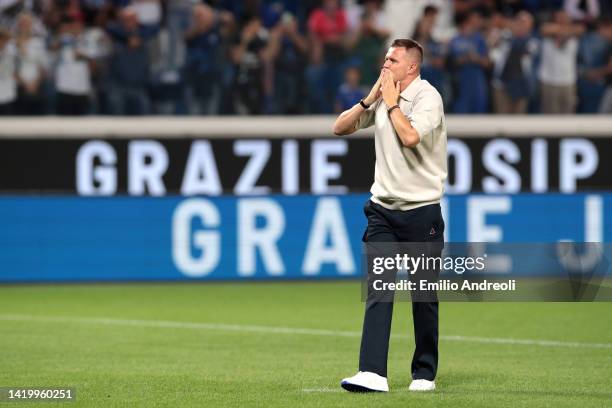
[{"x1": 0, "y1": 0, "x2": 611, "y2": 115}]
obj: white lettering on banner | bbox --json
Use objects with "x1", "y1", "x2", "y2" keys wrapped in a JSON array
[
  {"x1": 181, "y1": 141, "x2": 222, "y2": 195},
  {"x1": 557, "y1": 195, "x2": 604, "y2": 271},
  {"x1": 446, "y1": 139, "x2": 472, "y2": 194},
  {"x1": 128, "y1": 140, "x2": 168, "y2": 196},
  {"x1": 311, "y1": 140, "x2": 348, "y2": 194},
  {"x1": 302, "y1": 198, "x2": 355, "y2": 275},
  {"x1": 560, "y1": 139, "x2": 598, "y2": 193},
  {"x1": 467, "y1": 196, "x2": 512, "y2": 273},
  {"x1": 467, "y1": 196, "x2": 511, "y2": 242},
  {"x1": 170, "y1": 195, "x2": 604, "y2": 278},
  {"x1": 482, "y1": 139, "x2": 521, "y2": 193},
  {"x1": 172, "y1": 198, "x2": 221, "y2": 277},
  {"x1": 74, "y1": 137, "x2": 604, "y2": 196},
  {"x1": 282, "y1": 140, "x2": 299, "y2": 195},
  {"x1": 238, "y1": 198, "x2": 285, "y2": 276},
  {"x1": 531, "y1": 139, "x2": 548, "y2": 193},
  {"x1": 76, "y1": 140, "x2": 117, "y2": 195},
  {"x1": 234, "y1": 140, "x2": 271, "y2": 195},
  {"x1": 585, "y1": 195, "x2": 603, "y2": 243}
]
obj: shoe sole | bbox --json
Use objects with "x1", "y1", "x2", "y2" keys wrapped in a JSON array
[{"x1": 341, "y1": 382, "x2": 386, "y2": 393}]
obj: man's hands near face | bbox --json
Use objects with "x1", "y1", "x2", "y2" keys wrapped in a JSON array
[
  {"x1": 381, "y1": 69, "x2": 400, "y2": 107},
  {"x1": 363, "y1": 69, "x2": 402, "y2": 108},
  {"x1": 363, "y1": 71, "x2": 383, "y2": 106}
]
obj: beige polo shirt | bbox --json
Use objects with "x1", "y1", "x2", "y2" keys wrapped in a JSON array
[{"x1": 356, "y1": 75, "x2": 447, "y2": 211}]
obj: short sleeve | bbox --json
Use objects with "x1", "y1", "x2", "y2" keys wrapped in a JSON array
[
  {"x1": 355, "y1": 103, "x2": 377, "y2": 129},
  {"x1": 407, "y1": 90, "x2": 442, "y2": 142}
]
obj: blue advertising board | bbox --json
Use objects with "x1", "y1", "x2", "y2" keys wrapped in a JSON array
[{"x1": 0, "y1": 194, "x2": 610, "y2": 282}]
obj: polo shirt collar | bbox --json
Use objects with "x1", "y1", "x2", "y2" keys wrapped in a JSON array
[{"x1": 399, "y1": 75, "x2": 422, "y2": 102}]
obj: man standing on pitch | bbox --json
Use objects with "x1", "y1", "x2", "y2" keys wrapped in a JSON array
[{"x1": 333, "y1": 38, "x2": 447, "y2": 393}]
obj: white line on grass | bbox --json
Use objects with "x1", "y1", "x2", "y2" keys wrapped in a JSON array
[
  {"x1": 302, "y1": 388, "x2": 416, "y2": 394},
  {"x1": 1, "y1": 313, "x2": 611, "y2": 349},
  {"x1": 302, "y1": 388, "x2": 344, "y2": 393}
]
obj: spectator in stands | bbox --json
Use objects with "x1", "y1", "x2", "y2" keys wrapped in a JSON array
[
  {"x1": 334, "y1": 64, "x2": 365, "y2": 112},
  {"x1": 126, "y1": 0, "x2": 164, "y2": 111},
  {"x1": 53, "y1": 16, "x2": 93, "y2": 115},
  {"x1": 482, "y1": 10, "x2": 507, "y2": 51},
  {"x1": 165, "y1": 0, "x2": 194, "y2": 63},
  {"x1": 539, "y1": 10, "x2": 584, "y2": 113},
  {"x1": 230, "y1": 14, "x2": 272, "y2": 114},
  {"x1": 266, "y1": 11, "x2": 308, "y2": 114},
  {"x1": 345, "y1": 0, "x2": 389, "y2": 87},
  {"x1": 106, "y1": 6, "x2": 157, "y2": 115},
  {"x1": 412, "y1": 5, "x2": 448, "y2": 103},
  {"x1": 577, "y1": 17, "x2": 612, "y2": 112},
  {"x1": 449, "y1": 11, "x2": 491, "y2": 113},
  {"x1": 1, "y1": 0, "x2": 48, "y2": 35},
  {"x1": 157, "y1": 0, "x2": 196, "y2": 115},
  {"x1": 491, "y1": 11, "x2": 537, "y2": 114},
  {"x1": 0, "y1": 28, "x2": 17, "y2": 115},
  {"x1": 0, "y1": 0, "x2": 26, "y2": 26},
  {"x1": 14, "y1": 12, "x2": 48, "y2": 114},
  {"x1": 184, "y1": 3, "x2": 233, "y2": 115},
  {"x1": 0, "y1": 0, "x2": 611, "y2": 116},
  {"x1": 80, "y1": 6, "x2": 112, "y2": 114},
  {"x1": 596, "y1": 32, "x2": 612, "y2": 113},
  {"x1": 306, "y1": 0, "x2": 348, "y2": 113}
]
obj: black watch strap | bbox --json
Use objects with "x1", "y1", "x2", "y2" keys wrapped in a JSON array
[{"x1": 359, "y1": 99, "x2": 370, "y2": 109}]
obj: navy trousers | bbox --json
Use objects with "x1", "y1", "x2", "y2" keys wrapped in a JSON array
[{"x1": 359, "y1": 200, "x2": 444, "y2": 380}]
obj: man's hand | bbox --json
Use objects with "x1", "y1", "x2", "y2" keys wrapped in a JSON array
[
  {"x1": 363, "y1": 71, "x2": 383, "y2": 106},
  {"x1": 381, "y1": 69, "x2": 400, "y2": 107}
]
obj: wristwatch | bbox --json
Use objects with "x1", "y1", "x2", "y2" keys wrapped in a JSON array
[{"x1": 359, "y1": 99, "x2": 370, "y2": 109}]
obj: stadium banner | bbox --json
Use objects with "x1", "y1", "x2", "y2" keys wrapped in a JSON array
[
  {"x1": 0, "y1": 193, "x2": 610, "y2": 286},
  {"x1": 0, "y1": 137, "x2": 610, "y2": 194}
]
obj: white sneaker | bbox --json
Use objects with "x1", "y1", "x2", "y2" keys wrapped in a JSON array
[
  {"x1": 409, "y1": 379, "x2": 436, "y2": 391},
  {"x1": 340, "y1": 371, "x2": 389, "y2": 392}
]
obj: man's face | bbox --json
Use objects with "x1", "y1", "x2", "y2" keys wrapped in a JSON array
[
  {"x1": 423, "y1": 12, "x2": 438, "y2": 30},
  {"x1": 345, "y1": 67, "x2": 360, "y2": 86},
  {"x1": 193, "y1": 4, "x2": 214, "y2": 29},
  {"x1": 382, "y1": 47, "x2": 415, "y2": 82},
  {"x1": 513, "y1": 12, "x2": 533, "y2": 38},
  {"x1": 17, "y1": 14, "x2": 33, "y2": 34},
  {"x1": 323, "y1": 0, "x2": 338, "y2": 13},
  {"x1": 121, "y1": 9, "x2": 139, "y2": 30},
  {"x1": 598, "y1": 23, "x2": 612, "y2": 40},
  {"x1": 553, "y1": 10, "x2": 570, "y2": 25},
  {"x1": 468, "y1": 13, "x2": 482, "y2": 32}
]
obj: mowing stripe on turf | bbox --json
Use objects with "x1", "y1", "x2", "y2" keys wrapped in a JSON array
[{"x1": 1, "y1": 313, "x2": 611, "y2": 349}]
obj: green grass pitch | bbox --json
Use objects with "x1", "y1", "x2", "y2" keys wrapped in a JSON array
[{"x1": 1, "y1": 281, "x2": 611, "y2": 407}]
